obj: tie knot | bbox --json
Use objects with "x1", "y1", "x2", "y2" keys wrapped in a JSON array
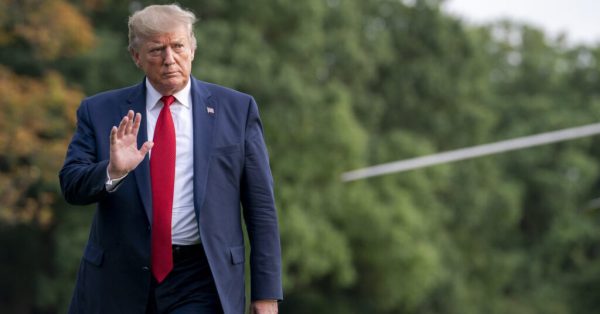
[{"x1": 161, "y1": 95, "x2": 175, "y2": 108}]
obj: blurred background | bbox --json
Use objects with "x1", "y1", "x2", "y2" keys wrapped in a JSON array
[{"x1": 2, "y1": 0, "x2": 600, "y2": 313}]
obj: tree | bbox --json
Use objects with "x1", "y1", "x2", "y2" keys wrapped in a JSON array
[{"x1": 0, "y1": 0, "x2": 94, "y2": 312}]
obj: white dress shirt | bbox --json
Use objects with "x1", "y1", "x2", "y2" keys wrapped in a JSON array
[
  {"x1": 106, "y1": 79, "x2": 199, "y2": 245},
  {"x1": 145, "y1": 79, "x2": 199, "y2": 245}
]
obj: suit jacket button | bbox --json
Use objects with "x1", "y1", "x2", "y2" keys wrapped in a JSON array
[{"x1": 142, "y1": 266, "x2": 150, "y2": 272}]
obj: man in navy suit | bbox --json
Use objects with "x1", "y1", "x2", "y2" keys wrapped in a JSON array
[{"x1": 59, "y1": 4, "x2": 282, "y2": 313}]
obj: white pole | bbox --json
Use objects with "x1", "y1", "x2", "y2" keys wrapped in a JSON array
[{"x1": 342, "y1": 122, "x2": 600, "y2": 182}]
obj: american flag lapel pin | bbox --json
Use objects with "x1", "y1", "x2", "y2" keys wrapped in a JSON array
[{"x1": 207, "y1": 107, "x2": 215, "y2": 115}]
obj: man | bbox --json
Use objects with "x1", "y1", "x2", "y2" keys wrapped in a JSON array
[{"x1": 59, "y1": 4, "x2": 282, "y2": 314}]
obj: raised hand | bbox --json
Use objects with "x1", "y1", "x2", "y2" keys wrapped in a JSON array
[{"x1": 107, "y1": 110, "x2": 153, "y2": 178}]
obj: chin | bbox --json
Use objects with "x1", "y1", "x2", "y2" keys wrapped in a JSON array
[{"x1": 162, "y1": 78, "x2": 186, "y2": 91}]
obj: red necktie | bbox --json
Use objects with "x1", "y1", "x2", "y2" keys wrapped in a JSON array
[{"x1": 150, "y1": 95, "x2": 176, "y2": 283}]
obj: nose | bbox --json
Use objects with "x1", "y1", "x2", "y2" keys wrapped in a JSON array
[{"x1": 163, "y1": 47, "x2": 175, "y2": 66}]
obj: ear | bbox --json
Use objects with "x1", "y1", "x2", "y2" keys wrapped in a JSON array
[
  {"x1": 130, "y1": 48, "x2": 141, "y2": 68},
  {"x1": 190, "y1": 47, "x2": 195, "y2": 62}
]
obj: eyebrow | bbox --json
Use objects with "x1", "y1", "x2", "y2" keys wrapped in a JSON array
[{"x1": 148, "y1": 40, "x2": 185, "y2": 48}]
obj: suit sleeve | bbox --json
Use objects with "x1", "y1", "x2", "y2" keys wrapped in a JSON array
[
  {"x1": 240, "y1": 97, "x2": 283, "y2": 301},
  {"x1": 59, "y1": 100, "x2": 109, "y2": 205}
]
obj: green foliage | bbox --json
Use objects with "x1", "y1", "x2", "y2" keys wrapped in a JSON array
[{"x1": 2, "y1": 0, "x2": 600, "y2": 313}]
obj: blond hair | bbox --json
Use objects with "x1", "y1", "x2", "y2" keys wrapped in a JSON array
[{"x1": 128, "y1": 4, "x2": 197, "y2": 51}]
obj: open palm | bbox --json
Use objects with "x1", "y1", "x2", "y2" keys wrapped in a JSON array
[{"x1": 108, "y1": 110, "x2": 153, "y2": 178}]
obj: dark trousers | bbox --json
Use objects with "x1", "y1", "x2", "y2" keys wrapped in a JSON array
[{"x1": 146, "y1": 244, "x2": 223, "y2": 314}]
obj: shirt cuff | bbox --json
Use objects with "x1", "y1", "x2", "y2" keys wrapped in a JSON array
[{"x1": 105, "y1": 167, "x2": 128, "y2": 192}]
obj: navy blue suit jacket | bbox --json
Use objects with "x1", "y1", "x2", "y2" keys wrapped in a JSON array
[{"x1": 59, "y1": 77, "x2": 282, "y2": 314}]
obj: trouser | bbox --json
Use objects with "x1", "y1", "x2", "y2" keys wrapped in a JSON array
[{"x1": 146, "y1": 244, "x2": 223, "y2": 314}]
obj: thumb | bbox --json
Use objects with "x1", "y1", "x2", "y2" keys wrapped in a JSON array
[{"x1": 139, "y1": 141, "x2": 154, "y2": 156}]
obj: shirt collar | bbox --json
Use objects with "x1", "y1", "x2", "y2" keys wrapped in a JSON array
[{"x1": 145, "y1": 78, "x2": 192, "y2": 110}]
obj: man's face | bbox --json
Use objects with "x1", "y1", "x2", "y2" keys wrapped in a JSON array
[{"x1": 131, "y1": 25, "x2": 195, "y2": 95}]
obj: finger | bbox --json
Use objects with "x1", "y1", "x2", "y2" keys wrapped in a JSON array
[
  {"x1": 110, "y1": 126, "x2": 117, "y2": 145},
  {"x1": 125, "y1": 110, "x2": 135, "y2": 135},
  {"x1": 117, "y1": 115, "x2": 128, "y2": 138},
  {"x1": 132, "y1": 112, "x2": 142, "y2": 137},
  {"x1": 139, "y1": 141, "x2": 154, "y2": 156}
]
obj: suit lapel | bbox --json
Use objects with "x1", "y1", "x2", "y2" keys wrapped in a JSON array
[
  {"x1": 191, "y1": 78, "x2": 216, "y2": 222},
  {"x1": 122, "y1": 80, "x2": 153, "y2": 224}
]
